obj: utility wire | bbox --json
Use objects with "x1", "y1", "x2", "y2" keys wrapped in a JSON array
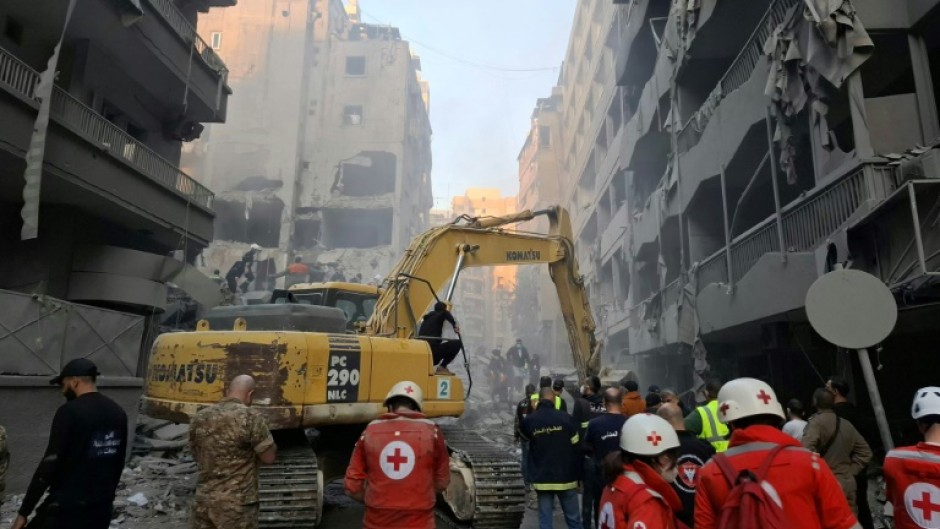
[{"x1": 357, "y1": 8, "x2": 560, "y2": 73}]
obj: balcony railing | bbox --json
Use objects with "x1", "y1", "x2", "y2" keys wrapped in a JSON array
[
  {"x1": 144, "y1": 0, "x2": 228, "y2": 76},
  {"x1": 679, "y1": 0, "x2": 799, "y2": 144},
  {"x1": 0, "y1": 45, "x2": 213, "y2": 209},
  {"x1": 695, "y1": 162, "x2": 892, "y2": 290}
]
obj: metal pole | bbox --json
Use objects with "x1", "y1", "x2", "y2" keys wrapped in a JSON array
[
  {"x1": 857, "y1": 347, "x2": 895, "y2": 451},
  {"x1": 907, "y1": 183, "x2": 929, "y2": 276},
  {"x1": 720, "y1": 163, "x2": 734, "y2": 290},
  {"x1": 765, "y1": 106, "x2": 787, "y2": 263}
]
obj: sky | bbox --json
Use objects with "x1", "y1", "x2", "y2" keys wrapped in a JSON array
[{"x1": 359, "y1": 1, "x2": 577, "y2": 209}]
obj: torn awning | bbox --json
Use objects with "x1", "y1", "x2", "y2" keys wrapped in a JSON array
[{"x1": 764, "y1": 0, "x2": 874, "y2": 184}]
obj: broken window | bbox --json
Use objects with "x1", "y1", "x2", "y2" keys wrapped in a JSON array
[
  {"x1": 539, "y1": 126, "x2": 551, "y2": 147},
  {"x1": 335, "y1": 151, "x2": 397, "y2": 196},
  {"x1": 212, "y1": 196, "x2": 283, "y2": 247},
  {"x1": 294, "y1": 218, "x2": 322, "y2": 250},
  {"x1": 861, "y1": 33, "x2": 921, "y2": 154},
  {"x1": 344, "y1": 105, "x2": 363, "y2": 125},
  {"x1": 322, "y1": 208, "x2": 393, "y2": 248},
  {"x1": 346, "y1": 56, "x2": 366, "y2": 75}
]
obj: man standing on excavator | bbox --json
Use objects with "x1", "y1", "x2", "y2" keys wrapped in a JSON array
[{"x1": 418, "y1": 302, "x2": 462, "y2": 375}]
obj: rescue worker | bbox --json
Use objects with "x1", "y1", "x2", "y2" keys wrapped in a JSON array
[
  {"x1": 515, "y1": 383, "x2": 537, "y2": 507},
  {"x1": 225, "y1": 243, "x2": 262, "y2": 293},
  {"x1": 286, "y1": 256, "x2": 309, "y2": 287},
  {"x1": 506, "y1": 339, "x2": 530, "y2": 398},
  {"x1": 684, "y1": 377, "x2": 729, "y2": 452},
  {"x1": 803, "y1": 388, "x2": 872, "y2": 514},
  {"x1": 521, "y1": 387, "x2": 583, "y2": 529},
  {"x1": 597, "y1": 413, "x2": 685, "y2": 529},
  {"x1": 530, "y1": 376, "x2": 567, "y2": 411},
  {"x1": 0, "y1": 423, "x2": 8, "y2": 501},
  {"x1": 573, "y1": 376, "x2": 605, "y2": 528},
  {"x1": 884, "y1": 386, "x2": 940, "y2": 529},
  {"x1": 308, "y1": 263, "x2": 326, "y2": 283},
  {"x1": 657, "y1": 402, "x2": 714, "y2": 527},
  {"x1": 345, "y1": 381, "x2": 450, "y2": 529},
  {"x1": 584, "y1": 388, "x2": 627, "y2": 528},
  {"x1": 622, "y1": 380, "x2": 646, "y2": 417},
  {"x1": 12, "y1": 359, "x2": 128, "y2": 529},
  {"x1": 189, "y1": 375, "x2": 276, "y2": 529},
  {"x1": 489, "y1": 349, "x2": 508, "y2": 403},
  {"x1": 695, "y1": 377, "x2": 860, "y2": 529},
  {"x1": 417, "y1": 301, "x2": 462, "y2": 375},
  {"x1": 530, "y1": 353, "x2": 542, "y2": 386}
]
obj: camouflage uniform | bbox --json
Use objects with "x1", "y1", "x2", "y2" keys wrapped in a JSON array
[
  {"x1": 189, "y1": 397, "x2": 275, "y2": 529},
  {"x1": 0, "y1": 425, "x2": 8, "y2": 500}
]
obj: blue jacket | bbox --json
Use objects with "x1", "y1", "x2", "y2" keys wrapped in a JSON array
[{"x1": 520, "y1": 400, "x2": 581, "y2": 490}]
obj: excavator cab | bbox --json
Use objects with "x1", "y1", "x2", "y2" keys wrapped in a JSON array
[{"x1": 272, "y1": 282, "x2": 382, "y2": 331}]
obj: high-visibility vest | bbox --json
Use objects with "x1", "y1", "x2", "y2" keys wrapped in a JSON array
[
  {"x1": 530, "y1": 393, "x2": 563, "y2": 410},
  {"x1": 696, "y1": 400, "x2": 729, "y2": 452}
]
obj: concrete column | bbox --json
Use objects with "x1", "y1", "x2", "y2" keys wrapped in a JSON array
[
  {"x1": 908, "y1": 34, "x2": 940, "y2": 143},
  {"x1": 847, "y1": 71, "x2": 875, "y2": 158}
]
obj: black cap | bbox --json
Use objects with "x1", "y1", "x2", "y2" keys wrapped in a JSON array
[
  {"x1": 552, "y1": 378, "x2": 564, "y2": 390},
  {"x1": 50, "y1": 358, "x2": 100, "y2": 385}
]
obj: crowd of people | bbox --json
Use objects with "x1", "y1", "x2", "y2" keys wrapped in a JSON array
[
  {"x1": 512, "y1": 374, "x2": 940, "y2": 529},
  {"x1": 2, "y1": 357, "x2": 940, "y2": 529}
]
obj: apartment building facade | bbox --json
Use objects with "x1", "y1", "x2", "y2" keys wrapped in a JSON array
[
  {"x1": 547, "y1": 0, "x2": 940, "y2": 437},
  {"x1": 516, "y1": 91, "x2": 570, "y2": 367},
  {"x1": 186, "y1": 0, "x2": 432, "y2": 286},
  {"x1": 450, "y1": 189, "x2": 518, "y2": 353},
  {"x1": 0, "y1": 0, "x2": 232, "y2": 491}
]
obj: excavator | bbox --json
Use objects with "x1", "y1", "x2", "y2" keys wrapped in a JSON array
[{"x1": 140, "y1": 205, "x2": 600, "y2": 528}]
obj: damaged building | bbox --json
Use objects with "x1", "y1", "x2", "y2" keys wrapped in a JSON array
[
  {"x1": 0, "y1": 0, "x2": 233, "y2": 491},
  {"x1": 184, "y1": 0, "x2": 433, "y2": 287},
  {"x1": 534, "y1": 0, "x2": 940, "y2": 443}
]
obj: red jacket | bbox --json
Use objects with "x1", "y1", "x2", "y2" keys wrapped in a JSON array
[
  {"x1": 695, "y1": 425, "x2": 860, "y2": 529},
  {"x1": 884, "y1": 442, "x2": 940, "y2": 529},
  {"x1": 598, "y1": 460, "x2": 685, "y2": 529},
  {"x1": 345, "y1": 411, "x2": 450, "y2": 529}
]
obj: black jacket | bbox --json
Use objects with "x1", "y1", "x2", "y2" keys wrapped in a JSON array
[
  {"x1": 572, "y1": 393, "x2": 605, "y2": 441},
  {"x1": 418, "y1": 309, "x2": 456, "y2": 342},
  {"x1": 672, "y1": 430, "x2": 716, "y2": 527},
  {"x1": 520, "y1": 401, "x2": 581, "y2": 489}
]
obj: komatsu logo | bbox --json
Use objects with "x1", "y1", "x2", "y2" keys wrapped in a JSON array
[
  {"x1": 149, "y1": 363, "x2": 219, "y2": 384},
  {"x1": 506, "y1": 250, "x2": 540, "y2": 262}
]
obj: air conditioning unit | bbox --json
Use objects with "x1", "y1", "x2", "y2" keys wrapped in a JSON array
[{"x1": 164, "y1": 116, "x2": 205, "y2": 142}]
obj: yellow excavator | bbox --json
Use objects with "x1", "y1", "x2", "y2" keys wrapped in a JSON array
[{"x1": 141, "y1": 206, "x2": 600, "y2": 528}]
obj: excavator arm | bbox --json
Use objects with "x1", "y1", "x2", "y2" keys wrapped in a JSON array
[{"x1": 367, "y1": 206, "x2": 600, "y2": 379}]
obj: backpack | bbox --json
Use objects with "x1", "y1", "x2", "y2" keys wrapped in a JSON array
[{"x1": 712, "y1": 444, "x2": 792, "y2": 529}]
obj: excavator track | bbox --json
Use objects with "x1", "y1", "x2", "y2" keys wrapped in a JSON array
[
  {"x1": 258, "y1": 444, "x2": 323, "y2": 528},
  {"x1": 440, "y1": 425, "x2": 526, "y2": 529}
]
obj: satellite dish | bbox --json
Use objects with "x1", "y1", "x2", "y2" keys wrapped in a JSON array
[{"x1": 805, "y1": 269, "x2": 897, "y2": 349}]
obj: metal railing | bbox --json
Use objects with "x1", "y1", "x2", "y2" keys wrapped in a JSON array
[
  {"x1": 679, "y1": 0, "x2": 799, "y2": 143},
  {"x1": 0, "y1": 46, "x2": 39, "y2": 99},
  {"x1": 0, "y1": 45, "x2": 213, "y2": 209},
  {"x1": 695, "y1": 164, "x2": 887, "y2": 291},
  {"x1": 144, "y1": 0, "x2": 228, "y2": 75}
]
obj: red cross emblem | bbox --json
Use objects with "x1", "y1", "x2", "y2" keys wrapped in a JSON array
[
  {"x1": 405, "y1": 386, "x2": 414, "y2": 394},
  {"x1": 756, "y1": 390, "x2": 772, "y2": 404},
  {"x1": 379, "y1": 441, "x2": 415, "y2": 480},
  {"x1": 720, "y1": 403, "x2": 730, "y2": 415},
  {"x1": 647, "y1": 432, "x2": 662, "y2": 447},
  {"x1": 386, "y1": 447, "x2": 409, "y2": 471},
  {"x1": 913, "y1": 489, "x2": 940, "y2": 521}
]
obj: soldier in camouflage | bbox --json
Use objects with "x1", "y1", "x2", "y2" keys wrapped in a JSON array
[
  {"x1": 189, "y1": 375, "x2": 277, "y2": 529},
  {"x1": 0, "y1": 424, "x2": 8, "y2": 500}
]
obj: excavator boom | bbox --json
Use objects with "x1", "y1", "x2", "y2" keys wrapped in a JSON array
[{"x1": 369, "y1": 206, "x2": 600, "y2": 379}]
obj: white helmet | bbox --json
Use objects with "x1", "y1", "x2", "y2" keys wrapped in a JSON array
[
  {"x1": 250, "y1": 243, "x2": 262, "y2": 251},
  {"x1": 912, "y1": 387, "x2": 940, "y2": 420},
  {"x1": 384, "y1": 380, "x2": 423, "y2": 411},
  {"x1": 717, "y1": 378, "x2": 785, "y2": 424},
  {"x1": 619, "y1": 413, "x2": 680, "y2": 455}
]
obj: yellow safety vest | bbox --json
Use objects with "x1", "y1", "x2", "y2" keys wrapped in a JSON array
[
  {"x1": 530, "y1": 393, "x2": 563, "y2": 410},
  {"x1": 697, "y1": 400, "x2": 730, "y2": 452}
]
